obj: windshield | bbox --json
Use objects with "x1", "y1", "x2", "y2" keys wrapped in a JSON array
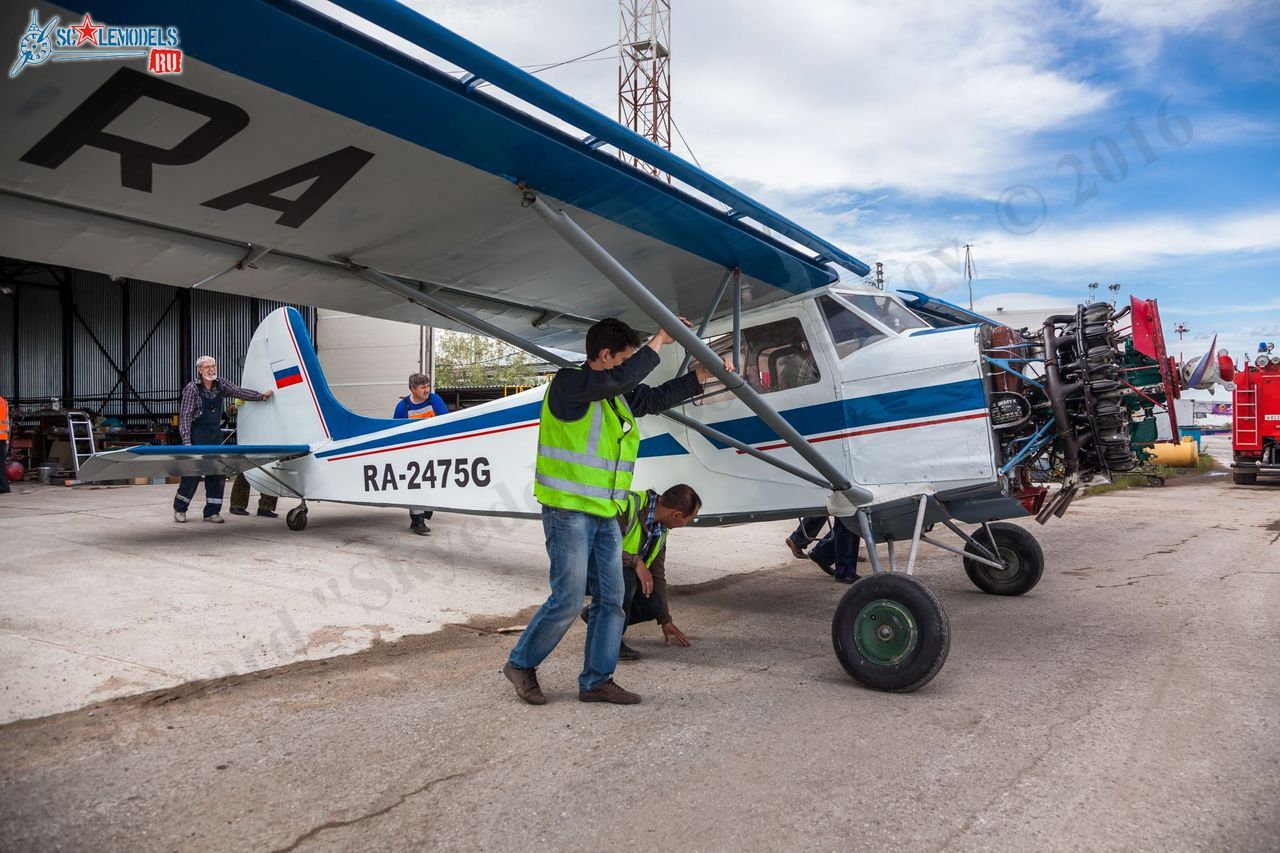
[
  {"x1": 819, "y1": 296, "x2": 887, "y2": 358},
  {"x1": 844, "y1": 294, "x2": 929, "y2": 333}
]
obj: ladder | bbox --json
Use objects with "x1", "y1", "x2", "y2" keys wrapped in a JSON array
[
  {"x1": 65, "y1": 411, "x2": 97, "y2": 478},
  {"x1": 1233, "y1": 387, "x2": 1258, "y2": 448}
]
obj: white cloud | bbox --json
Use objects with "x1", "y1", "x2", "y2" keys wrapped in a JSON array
[
  {"x1": 312, "y1": 0, "x2": 1272, "y2": 205},
  {"x1": 974, "y1": 209, "x2": 1280, "y2": 270},
  {"x1": 1088, "y1": 0, "x2": 1255, "y2": 32},
  {"x1": 809, "y1": 206, "x2": 1280, "y2": 279},
  {"x1": 367, "y1": 0, "x2": 1113, "y2": 197}
]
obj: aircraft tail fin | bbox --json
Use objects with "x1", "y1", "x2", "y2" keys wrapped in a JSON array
[{"x1": 239, "y1": 307, "x2": 403, "y2": 447}]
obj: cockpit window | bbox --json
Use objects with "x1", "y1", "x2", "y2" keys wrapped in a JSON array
[
  {"x1": 819, "y1": 296, "x2": 888, "y2": 358},
  {"x1": 845, "y1": 294, "x2": 929, "y2": 333},
  {"x1": 693, "y1": 316, "x2": 820, "y2": 404}
]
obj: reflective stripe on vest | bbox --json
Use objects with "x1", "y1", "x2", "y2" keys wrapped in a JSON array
[
  {"x1": 621, "y1": 491, "x2": 667, "y2": 564},
  {"x1": 534, "y1": 371, "x2": 640, "y2": 517}
]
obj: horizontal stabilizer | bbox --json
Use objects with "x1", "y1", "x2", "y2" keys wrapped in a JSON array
[{"x1": 77, "y1": 445, "x2": 310, "y2": 483}]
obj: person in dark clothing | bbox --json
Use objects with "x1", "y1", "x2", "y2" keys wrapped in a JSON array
[
  {"x1": 785, "y1": 516, "x2": 829, "y2": 558},
  {"x1": 786, "y1": 515, "x2": 862, "y2": 582},
  {"x1": 173, "y1": 356, "x2": 272, "y2": 523},
  {"x1": 503, "y1": 317, "x2": 732, "y2": 707},
  {"x1": 809, "y1": 519, "x2": 861, "y2": 582}
]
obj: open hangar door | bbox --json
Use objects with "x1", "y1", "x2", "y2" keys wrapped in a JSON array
[{"x1": 0, "y1": 258, "x2": 315, "y2": 473}]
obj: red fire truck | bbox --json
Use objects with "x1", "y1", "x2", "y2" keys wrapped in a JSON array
[{"x1": 1232, "y1": 344, "x2": 1280, "y2": 485}]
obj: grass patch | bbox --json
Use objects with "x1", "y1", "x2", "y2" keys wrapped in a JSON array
[{"x1": 1084, "y1": 453, "x2": 1215, "y2": 496}]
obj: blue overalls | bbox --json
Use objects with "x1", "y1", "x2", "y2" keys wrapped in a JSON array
[{"x1": 172, "y1": 384, "x2": 226, "y2": 518}]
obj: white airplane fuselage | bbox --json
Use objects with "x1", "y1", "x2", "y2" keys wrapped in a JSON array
[{"x1": 240, "y1": 285, "x2": 1002, "y2": 524}]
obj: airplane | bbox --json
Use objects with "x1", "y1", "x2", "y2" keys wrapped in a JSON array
[{"x1": 1, "y1": 0, "x2": 1183, "y2": 692}]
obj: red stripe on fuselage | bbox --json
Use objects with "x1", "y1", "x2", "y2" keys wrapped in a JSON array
[{"x1": 738, "y1": 411, "x2": 990, "y2": 453}]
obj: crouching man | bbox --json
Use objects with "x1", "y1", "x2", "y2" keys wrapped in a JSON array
[{"x1": 585, "y1": 484, "x2": 701, "y2": 660}]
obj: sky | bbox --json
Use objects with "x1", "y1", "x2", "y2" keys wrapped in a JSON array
[{"x1": 336, "y1": 0, "x2": 1279, "y2": 372}]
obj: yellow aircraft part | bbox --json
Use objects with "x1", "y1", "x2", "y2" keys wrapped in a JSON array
[{"x1": 1147, "y1": 437, "x2": 1199, "y2": 467}]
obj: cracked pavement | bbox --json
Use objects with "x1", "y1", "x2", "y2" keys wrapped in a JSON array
[{"x1": 2, "y1": 470, "x2": 1278, "y2": 851}]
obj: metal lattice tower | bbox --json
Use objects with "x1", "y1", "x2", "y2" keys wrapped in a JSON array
[{"x1": 618, "y1": 0, "x2": 671, "y2": 179}]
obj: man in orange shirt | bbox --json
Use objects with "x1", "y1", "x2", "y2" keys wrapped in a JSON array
[
  {"x1": 0, "y1": 393, "x2": 10, "y2": 495},
  {"x1": 392, "y1": 373, "x2": 448, "y2": 534}
]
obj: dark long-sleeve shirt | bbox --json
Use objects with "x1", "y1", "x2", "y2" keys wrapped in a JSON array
[
  {"x1": 178, "y1": 378, "x2": 266, "y2": 444},
  {"x1": 546, "y1": 346, "x2": 703, "y2": 423},
  {"x1": 616, "y1": 489, "x2": 672, "y2": 624}
]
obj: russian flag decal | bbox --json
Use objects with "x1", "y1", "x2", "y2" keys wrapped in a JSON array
[{"x1": 273, "y1": 365, "x2": 304, "y2": 389}]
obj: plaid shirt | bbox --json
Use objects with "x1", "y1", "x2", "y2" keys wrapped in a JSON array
[{"x1": 178, "y1": 378, "x2": 265, "y2": 444}]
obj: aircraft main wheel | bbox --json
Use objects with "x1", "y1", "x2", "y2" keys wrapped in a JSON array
[
  {"x1": 963, "y1": 522, "x2": 1044, "y2": 596},
  {"x1": 286, "y1": 506, "x2": 308, "y2": 531},
  {"x1": 831, "y1": 573, "x2": 950, "y2": 693}
]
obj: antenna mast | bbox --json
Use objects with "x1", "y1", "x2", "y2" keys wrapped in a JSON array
[
  {"x1": 618, "y1": 0, "x2": 672, "y2": 180},
  {"x1": 963, "y1": 243, "x2": 976, "y2": 310}
]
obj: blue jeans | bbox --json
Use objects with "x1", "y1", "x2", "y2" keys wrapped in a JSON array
[{"x1": 509, "y1": 506, "x2": 625, "y2": 691}]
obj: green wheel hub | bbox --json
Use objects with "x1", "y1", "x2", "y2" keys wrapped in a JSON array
[{"x1": 853, "y1": 598, "x2": 918, "y2": 666}]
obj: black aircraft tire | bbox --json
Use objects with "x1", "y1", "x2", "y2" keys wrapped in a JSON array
[
  {"x1": 831, "y1": 573, "x2": 950, "y2": 693},
  {"x1": 1232, "y1": 471, "x2": 1257, "y2": 485},
  {"x1": 286, "y1": 507, "x2": 308, "y2": 532},
  {"x1": 963, "y1": 522, "x2": 1044, "y2": 596}
]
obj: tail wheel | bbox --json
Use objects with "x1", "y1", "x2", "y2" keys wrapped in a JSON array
[
  {"x1": 832, "y1": 573, "x2": 950, "y2": 692},
  {"x1": 286, "y1": 506, "x2": 308, "y2": 531},
  {"x1": 963, "y1": 522, "x2": 1044, "y2": 596}
]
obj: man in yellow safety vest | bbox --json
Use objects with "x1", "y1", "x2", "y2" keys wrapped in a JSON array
[
  {"x1": 599, "y1": 484, "x2": 702, "y2": 661},
  {"x1": 504, "y1": 317, "x2": 730, "y2": 705}
]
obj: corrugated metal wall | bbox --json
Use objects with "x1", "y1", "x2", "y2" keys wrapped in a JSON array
[
  {"x1": 16, "y1": 285, "x2": 60, "y2": 403},
  {"x1": 0, "y1": 261, "x2": 314, "y2": 420},
  {"x1": 125, "y1": 278, "x2": 183, "y2": 416}
]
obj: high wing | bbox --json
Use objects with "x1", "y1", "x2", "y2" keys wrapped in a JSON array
[
  {"x1": 76, "y1": 444, "x2": 311, "y2": 482},
  {"x1": 0, "y1": 0, "x2": 868, "y2": 350}
]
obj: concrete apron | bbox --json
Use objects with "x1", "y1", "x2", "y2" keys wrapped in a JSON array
[{"x1": 0, "y1": 483, "x2": 802, "y2": 723}]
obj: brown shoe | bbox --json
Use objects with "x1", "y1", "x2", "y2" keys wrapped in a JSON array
[
  {"x1": 578, "y1": 679, "x2": 641, "y2": 705},
  {"x1": 785, "y1": 536, "x2": 806, "y2": 560},
  {"x1": 502, "y1": 662, "x2": 546, "y2": 705}
]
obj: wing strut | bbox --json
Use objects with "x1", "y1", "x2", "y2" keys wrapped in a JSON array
[
  {"x1": 526, "y1": 191, "x2": 874, "y2": 507},
  {"x1": 353, "y1": 264, "x2": 834, "y2": 490},
  {"x1": 677, "y1": 267, "x2": 736, "y2": 375}
]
